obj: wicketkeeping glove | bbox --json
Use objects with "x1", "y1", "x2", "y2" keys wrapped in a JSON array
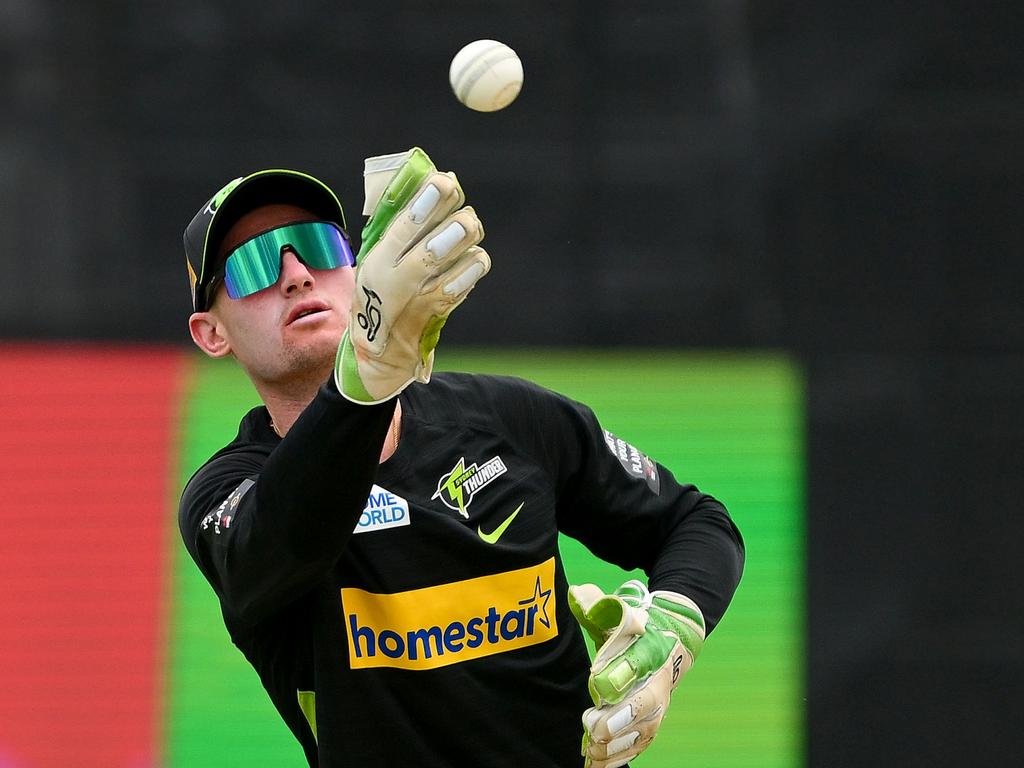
[
  {"x1": 568, "y1": 580, "x2": 706, "y2": 768},
  {"x1": 334, "y1": 147, "x2": 490, "y2": 404}
]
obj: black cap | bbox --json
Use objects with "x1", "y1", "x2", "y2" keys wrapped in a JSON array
[{"x1": 183, "y1": 169, "x2": 347, "y2": 312}]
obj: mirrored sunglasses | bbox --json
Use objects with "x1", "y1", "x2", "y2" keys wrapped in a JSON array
[{"x1": 220, "y1": 221, "x2": 354, "y2": 301}]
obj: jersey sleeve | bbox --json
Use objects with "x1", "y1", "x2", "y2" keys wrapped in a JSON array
[
  {"x1": 495, "y1": 376, "x2": 745, "y2": 634},
  {"x1": 178, "y1": 379, "x2": 395, "y2": 625}
]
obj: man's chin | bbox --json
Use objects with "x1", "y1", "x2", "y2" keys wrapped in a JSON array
[
  {"x1": 289, "y1": 338, "x2": 339, "y2": 367},
  {"x1": 268, "y1": 332, "x2": 336, "y2": 377}
]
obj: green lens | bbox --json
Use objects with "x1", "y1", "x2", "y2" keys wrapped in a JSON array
[{"x1": 222, "y1": 222, "x2": 353, "y2": 300}]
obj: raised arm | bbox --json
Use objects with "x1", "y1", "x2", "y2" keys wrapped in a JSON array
[{"x1": 180, "y1": 147, "x2": 490, "y2": 625}]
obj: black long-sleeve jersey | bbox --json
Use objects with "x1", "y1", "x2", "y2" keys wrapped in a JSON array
[{"x1": 179, "y1": 372, "x2": 744, "y2": 767}]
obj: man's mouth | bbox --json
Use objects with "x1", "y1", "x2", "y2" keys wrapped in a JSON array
[{"x1": 286, "y1": 302, "x2": 331, "y2": 325}]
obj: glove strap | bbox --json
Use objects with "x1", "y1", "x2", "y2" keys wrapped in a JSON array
[{"x1": 649, "y1": 590, "x2": 706, "y2": 664}]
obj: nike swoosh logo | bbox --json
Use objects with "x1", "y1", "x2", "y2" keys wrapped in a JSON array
[{"x1": 477, "y1": 503, "x2": 523, "y2": 544}]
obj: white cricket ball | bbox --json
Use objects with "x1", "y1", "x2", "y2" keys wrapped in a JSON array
[{"x1": 449, "y1": 40, "x2": 523, "y2": 112}]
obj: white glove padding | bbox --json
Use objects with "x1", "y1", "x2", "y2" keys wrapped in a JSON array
[
  {"x1": 568, "y1": 580, "x2": 706, "y2": 768},
  {"x1": 335, "y1": 147, "x2": 490, "y2": 404}
]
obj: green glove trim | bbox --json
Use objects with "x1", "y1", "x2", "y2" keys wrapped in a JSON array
[
  {"x1": 334, "y1": 330, "x2": 374, "y2": 403},
  {"x1": 419, "y1": 314, "x2": 448, "y2": 365},
  {"x1": 357, "y1": 147, "x2": 435, "y2": 262}
]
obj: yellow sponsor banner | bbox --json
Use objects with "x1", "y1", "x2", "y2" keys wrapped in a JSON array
[{"x1": 342, "y1": 558, "x2": 557, "y2": 671}]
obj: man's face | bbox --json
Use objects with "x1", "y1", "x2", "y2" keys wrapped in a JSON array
[{"x1": 203, "y1": 203, "x2": 356, "y2": 385}]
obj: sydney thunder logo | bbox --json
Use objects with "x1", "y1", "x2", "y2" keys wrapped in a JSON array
[{"x1": 431, "y1": 456, "x2": 507, "y2": 518}]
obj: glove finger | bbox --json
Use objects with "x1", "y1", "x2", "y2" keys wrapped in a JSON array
[
  {"x1": 363, "y1": 171, "x2": 464, "y2": 266},
  {"x1": 584, "y1": 664, "x2": 672, "y2": 742},
  {"x1": 569, "y1": 586, "x2": 625, "y2": 634},
  {"x1": 417, "y1": 247, "x2": 490, "y2": 322},
  {"x1": 569, "y1": 584, "x2": 615, "y2": 649},
  {"x1": 587, "y1": 748, "x2": 641, "y2": 768},
  {"x1": 420, "y1": 206, "x2": 485, "y2": 267},
  {"x1": 570, "y1": 585, "x2": 652, "y2": 705},
  {"x1": 587, "y1": 739, "x2": 650, "y2": 768},
  {"x1": 583, "y1": 704, "x2": 665, "y2": 768},
  {"x1": 408, "y1": 172, "x2": 465, "y2": 228},
  {"x1": 395, "y1": 206, "x2": 484, "y2": 288},
  {"x1": 433, "y1": 246, "x2": 491, "y2": 303},
  {"x1": 582, "y1": 711, "x2": 648, "y2": 768},
  {"x1": 568, "y1": 584, "x2": 605, "y2": 616}
]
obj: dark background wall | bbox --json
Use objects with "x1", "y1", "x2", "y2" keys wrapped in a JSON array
[{"x1": 2, "y1": 1, "x2": 1021, "y2": 764}]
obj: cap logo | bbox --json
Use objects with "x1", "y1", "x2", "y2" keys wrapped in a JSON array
[{"x1": 204, "y1": 177, "x2": 244, "y2": 216}]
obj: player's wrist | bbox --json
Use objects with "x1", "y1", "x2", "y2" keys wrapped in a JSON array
[{"x1": 335, "y1": 329, "x2": 420, "y2": 405}]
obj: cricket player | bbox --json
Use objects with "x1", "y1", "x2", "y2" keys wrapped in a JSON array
[{"x1": 180, "y1": 148, "x2": 744, "y2": 767}]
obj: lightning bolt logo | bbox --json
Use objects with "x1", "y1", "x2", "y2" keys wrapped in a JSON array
[
  {"x1": 431, "y1": 456, "x2": 507, "y2": 518},
  {"x1": 432, "y1": 457, "x2": 473, "y2": 518}
]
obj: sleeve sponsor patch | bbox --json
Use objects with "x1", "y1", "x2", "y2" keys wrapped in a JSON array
[
  {"x1": 603, "y1": 430, "x2": 661, "y2": 494},
  {"x1": 201, "y1": 478, "x2": 255, "y2": 535}
]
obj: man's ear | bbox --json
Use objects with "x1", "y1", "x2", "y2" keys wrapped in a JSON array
[{"x1": 188, "y1": 312, "x2": 232, "y2": 358}]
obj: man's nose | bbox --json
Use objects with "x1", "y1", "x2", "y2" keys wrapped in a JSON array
[{"x1": 279, "y1": 249, "x2": 315, "y2": 294}]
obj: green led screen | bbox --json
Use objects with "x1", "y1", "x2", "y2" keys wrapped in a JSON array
[{"x1": 166, "y1": 349, "x2": 804, "y2": 767}]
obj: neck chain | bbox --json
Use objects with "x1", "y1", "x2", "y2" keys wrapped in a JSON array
[{"x1": 385, "y1": 407, "x2": 401, "y2": 455}]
